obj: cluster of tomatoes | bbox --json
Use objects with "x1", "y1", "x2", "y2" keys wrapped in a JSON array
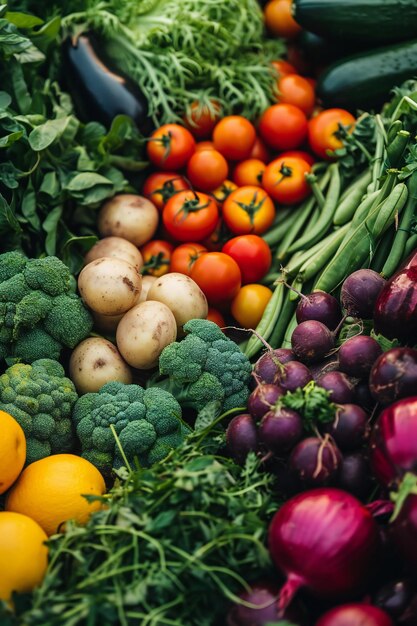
[{"x1": 138, "y1": 61, "x2": 355, "y2": 330}]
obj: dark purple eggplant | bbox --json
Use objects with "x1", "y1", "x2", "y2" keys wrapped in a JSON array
[
  {"x1": 374, "y1": 266, "x2": 417, "y2": 344},
  {"x1": 62, "y1": 35, "x2": 153, "y2": 134}
]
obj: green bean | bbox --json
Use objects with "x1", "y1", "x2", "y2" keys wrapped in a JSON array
[
  {"x1": 349, "y1": 190, "x2": 381, "y2": 230},
  {"x1": 276, "y1": 196, "x2": 316, "y2": 261},
  {"x1": 243, "y1": 281, "x2": 285, "y2": 359},
  {"x1": 370, "y1": 227, "x2": 395, "y2": 273},
  {"x1": 262, "y1": 206, "x2": 301, "y2": 246},
  {"x1": 404, "y1": 233, "x2": 417, "y2": 260},
  {"x1": 333, "y1": 170, "x2": 373, "y2": 225},
  {"x1": 368, "y1": 127, "x2": 386, "y2": 193},
  {"x1": 315, "y1": 183, "x2": 408, "y2": 293},
  {"x1": 386, "y1": 130, "x2": 410, "y2": 168},
  {"x1": 287, "y1": 163, "x2": 341, "y2": 254},
  {"x1": 298, "y1": 222, "x2": 351, "y2": 283},
  {"x1": 284, "y1": 226, "x2": 348, "y2": 278},
  {"x1": 381, "y1": 170, "x2": 417, "y2": 278},
  {"x1": 282, "y1": 312, "x2": 298, "y2": 349},
  {"x1": 268, "y1": 289, "x2": 297, "y2": 348},
  {"x1": 305, "y1": 173, "x2": 326, "y2": 209},
  {"x1": 387, "y1": 119, "x2": 403, "y2": 144}
]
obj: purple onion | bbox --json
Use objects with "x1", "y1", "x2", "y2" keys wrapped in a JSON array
[
  {"x1": 369, "y1": 348, "x2": 417, "y2": 405},
  {"x1": 341, "y1": 269, "x2": 386, "y2": 318},
  {"x1": 247, "y1": 384, "x2": 284, "y2": 420},
  {"x1": 317, "y1": 371, "x2": 357, "y2": 404}
]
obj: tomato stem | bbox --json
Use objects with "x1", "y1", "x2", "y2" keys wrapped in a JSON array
[{"x1": 235, "y1": 190, "x2": 266, "y2": 225}]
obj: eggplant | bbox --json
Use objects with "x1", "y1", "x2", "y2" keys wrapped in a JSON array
[
  {"x1": 374, "y1": 266, "x2": 417, "y2": 344},
  {"x1": 62, "y1": 35, "x2": 153, "y2": 134}
]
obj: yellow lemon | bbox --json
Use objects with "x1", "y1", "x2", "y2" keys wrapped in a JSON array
[
  {"x1": 6, "y1": 454, "x2": 106, "y2": 536},
  {"x1": 0, "y1": 410, "x2": 26, "y2": 494},
  {"x1": 0, "y1": 511, "x2": 48, "y2": 601}
]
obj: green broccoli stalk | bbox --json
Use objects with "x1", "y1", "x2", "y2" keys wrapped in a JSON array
[
  {"x1": 0, "y1": 359, "x2": 78, "y2": 464},
  {"x1": 152, "y1": 319, "x2": 252, "y2": 414},
  {"x1": 0, "y1": 251, "x2": 93, "y2": 363},
  {"x1": 72, "y1": 382, "x2": 190, "y2": 475}
]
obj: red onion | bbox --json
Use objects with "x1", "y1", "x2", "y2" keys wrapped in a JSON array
[
  {"x1": 374, "y1": 267, "x2": 417, "y2": 344},
  {"x1": 369, "y1": 348, "x2": 417, "y2": 405},
  {"x1": 268, "y1": 488, "x2": 379, "y2": 613},
  {"x1": 370, "y1": 397, "x2": 417, "y2": 487},
  {"x1": 315, "y1": 603, "x2": 394, "y2": 626},
  {"x1": 391, "y1": 493, "x2": 417, "y2": 570},
  {"x1": 341, "y1": 269, "x2": 386, "y2": 318}
]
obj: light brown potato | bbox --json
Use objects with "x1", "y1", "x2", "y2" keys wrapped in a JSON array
[
  {"x1": 98, "y1": 194, "x2": 159, "y2": 247},
  {"x1": 138, "y1": 275, "x2": 157, "y2": 303},
  {"x1": 116, "y1": 301, "x2": 177, "y2": 369},
  {"x1": 78, "y1": 257, "x2": 142, "y2": 316},
  {"x1": 84, "y1": 237, "x2": 143, "y2": 272},
  {"x1": 147, "y1": 272, "x2": 208, "y2": 333},
  {"x1": 69, "y1": 337, "x2": 132, "y2": 394},
  {"x1": 92, "y1": 311, "x2": 124, "y2": 334}
]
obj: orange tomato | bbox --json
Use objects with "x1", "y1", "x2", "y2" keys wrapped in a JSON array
[
  {"x1": 222, "y1": 186, "x2": 275, "y2": 235},
  {"x1": 142, "y1": 172, "x2": 189, "y2": 211},
  {"x1": 206, "y1": 307, "x2": 226, "y2": 328},
  {"x1": 277, "y1": 74, "x2": 316, "y2": 117},
  {"x1": 147, "y1": 124, "x2": 196, "y2": 171},
  {"x1": 279, "y1": 149, "x2": 315, "y2": 166},
  {"x1": 264, "y1": 0, "x2": 302, "y2": 39},
  {"x1": 213, "y1": 116, "x2": 256, "y2": 161},
  {"x1": 271, "y1": 59, "x2": 297, "y2": 76},
  {"x1": 211, "y1": 180, "x2": 238, "y2": 208},
  {"x1": 141, "y1": 240, "x2": 174, "y2": 277},
  {"x1": 231, "y1": 284, "x2": 273, "y2": 328},
  {"x1": 308, "y1": 108, "x2": 356, "y2": 160},
  {"x1": 184, "y1": 100, "x2": 221, "y2": 139},
  {"x1": 233, "y1": 159, "x2": 266, "y2": 188},
  {"x1": 163, "y1": 190, "x2": 219, "y2": 242},
  {"x1": 170, "y1": 243, "x2": 207, "y2": 276},
  {"x1": 190, "y1": 252, "x2": 241, "y2": 307},
  {"x1": 258, "y1": 103, "x2": 308, "y2": 151},
  {"x1": 186, "y1": 149, "x2": 228, "y2": 192},
  {"x1": 249, "y1": 136, "x2": 271, "y2": 162},
  {"x1": 195, "y1": 141, "x2": 216, "y2": 152},
  {"x1": 262, "y1": 156, "x2": 311, "y2": 204}
]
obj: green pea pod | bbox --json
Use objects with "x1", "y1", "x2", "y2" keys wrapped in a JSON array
[
  {"x1": 262, "y1": 207, "x2": 298, "y2": 246},
  {"x1": 268, "y1": 288, "x2": 297, "y2": 349},
  {"x1": 276, "y1": 196, "x2": 317, "y2": 261},
  {"x1": 386, "y1": 130, "x2": 410, "y2": 169},
  {"x1": 244, "y1": 280, "x2": 284, "y2": 359},
  {"x1": 349, "y1": 190, "x2": 381, "y2": 230},
  {"x1": 404, "y1": 233, "x2": 417, "y2": 260},
  {"x1": 282, "y1": 312, "x2": 298, "y2": 349},
  {"x1": 287, "y1": 163, "x2": 341, "y2": 254},
  {"x1": 387, "y1": 119, "x2": 403, "y2": 144},
  {"x1": 370, "y1": 227, "x2": 396, "y2": 273},
  {"x1": 284, "y1": 226, "x2": 347, "y2": 278},
  {"x1": 315, "y1": 183, "x2": 407, "y2": 293},
  {"x1": 333, "y1": 170, "x2": 373, "y2": 225},
  {"x1": 298, "y1": 222, "x2": 351, "y2": 283}
]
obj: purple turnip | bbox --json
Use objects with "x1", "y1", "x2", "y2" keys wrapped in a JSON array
[
  {"x1": 254, "y1": 349, "x2": 295, "y2": 384},
  {"x1": 289, "y1": 436, "x2": 342, "y2": 488},
  {"x1": 291, "y1": 320, "x2": 335, "y2": 364},
  {"x1": 226, "y1": 414, "x2": 258, "y2": 464},
  {"x1": 317, "y1": 371, "x2": 356, "y2": 404},
  {"x1": 323, "y1": 404, "x2": 370, "y2": 451},
  {"x1": 341, "y1": 269, "x2": 386, "y2": 318},
  {"x1": 258, "y1": 407, "x2": 303, "y2": 456},
  {"x1": 247, "y1": 384, "x2": 284, "y2": 420},
  {"x1": 338, "y1": 335, "x2": 383, "y2": 379},
  {"x1": 295, "y1": 290, "x2": 342, "y2": 330}
]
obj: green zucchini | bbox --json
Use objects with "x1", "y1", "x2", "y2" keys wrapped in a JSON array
[
  {"x1": 316, "y1": 40, "x2": 417, "y2": 112},
  {"x1": 293, "y1": 0, "x2": 417, "y2": 46}
]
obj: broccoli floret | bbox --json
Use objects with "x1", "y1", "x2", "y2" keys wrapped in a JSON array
[
  {"x1": 0, "y1": 358, "x2": 78, "y2": 464},
  {"x1": 0, "y1": 252, "x2": 93, "y2": 362},
  {"x1": 156, "y1": 319, "x2": 252, "y2": 413},
  {"x1": 72, "y1": 382, "x2": 189, "y2": 475}
]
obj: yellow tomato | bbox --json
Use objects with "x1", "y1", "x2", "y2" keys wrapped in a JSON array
[{"x1": 231, "y1": 284, "x2": 273, "y2": 329}]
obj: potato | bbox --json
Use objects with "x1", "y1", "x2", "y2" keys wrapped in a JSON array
[
  {"x1": 78, "y1": 257, "x2": 142, "y2": 316},
  {"x1": 116, "y1": 301, "x2": 177, "y2": 369},
  {"x1": 147, "y1": 272, "x2": 208, "y2": 332},
  {"x1": 69, "y1": 337, "x2": 132, "y2": 394},
  {"x1": 84, "y1": 237, "x2": 143, "y2": 272},
  {"x1": 91, "y1": 311, "x2": 124, "y2": 334},
  {"x1": 138, "y1": 275, "x2": 157, "y2": 303},
  {"x1": 98, "y1": 194, "x2": 159, "y2": 247}
]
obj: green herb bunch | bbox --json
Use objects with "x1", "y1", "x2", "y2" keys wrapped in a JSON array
[{"x1": 3, "y1": 424, "x2": 280, "y2": 626}]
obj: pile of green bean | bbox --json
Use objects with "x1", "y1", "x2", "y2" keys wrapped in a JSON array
[{"x1": 244, "y1": 101, "x2": 417, "y2": 360}]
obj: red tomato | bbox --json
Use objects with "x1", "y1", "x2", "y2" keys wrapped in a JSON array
[
  {"x1": 271, "y1": 59, "x2": 297, "y2": 76},
  {"x1": 186, "y1": 149, "x2": 228, "y2": 192},
  {"x1": 263, "y1": 156, "x2": 311, "y2": 204},
  {"x1": 140, "y1": 240, "x2": 174, "y2": 277},
  {"x1": 163, "y1": 190, "x2": 218, "y2": 242},
  {"x1": 184, "y1": 100, "x2": 221, "y2": 139},
  {"x1": 195, "y1": 141, "x2": 216, "y2": 152},
  {"x1": 170, "y1": 242, "x2": 207, "y2": 276},
  {"x1": 264, "y1": 0, "x2": 302, "y2": 39},
  {"x1": 279, "y1": 149, "x2": 315, "y2": 166},
  {"x1": 277, "y1": 74, "x2": 316, "y2": 117},
  {"x1": 308, "y1": 108, "x2": 356, "y2": 160},
  {"x1": 142, "y1": 172, "x2": 189, "y2": 211},
  {"x1": 222, "y1": 234, "x2": 272, "y2": 284},
  {"x1": 231, "y1": 284, "x2": 273, "y2": 328},
  {"x1": 190, "y1": 252, "x2": 241, "y2": 306},
  {"x1": 211, "y1": 180, "x2": 238, "y2": 208},
  {"x1": 206, "y1": 307, "x2": 226, "y2": 328},
  {"x1": 258, "y1": 104, "x2": 308, "y2": 151},
  {"x1": 232, "y1": 159, "x2": 266, "y2": 188},
  {"x1": 222, "y1": 186, "x2": 275, "y2": 235},
  {"x1": 213, "y1": 116, "x2": 256, "y2": 161},
  {"x1": 147, "y1": 124, "x2": 196, "y2": 170},
  {"x1": 249, "y1": 136, "x2": 271, "y2": 162}
]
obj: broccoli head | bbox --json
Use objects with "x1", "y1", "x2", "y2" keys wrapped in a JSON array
[
  {"x1": 156, "y1": 319, "x2": 252, "y2": 413},
  {"x1": 0, "y1": 251, "x2": 93, "y2": 363},
  {"x1": 0, "y1": 358, "x2": 78, "y2": 464},
  {"x1": 71, "y1": 382, "x2": 190, "y2": 474}
]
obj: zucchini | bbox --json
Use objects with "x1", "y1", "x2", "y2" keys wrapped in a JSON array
[
  {"x1": 316, "y1": 40, "x2": 417, "y2": 112},
  {"x1": 293, "y1": 0, "x2": 417, "y2": 46}
]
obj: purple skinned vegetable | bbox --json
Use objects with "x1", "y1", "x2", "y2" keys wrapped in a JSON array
[
  {"x1": 258, "y1": 407, "x2": 303, "y2": 456},
  {"x1": 289, "y1": 435, "x2": 342, "y2": 488},
  {"x1": 317, "y1": 371, "x2": 357, "y2": 404},
  {"x1": 339, "y1": 335, "x2": 383, "y2": 379},
  {"x1": 247, "y1": 384, "x2": 284, "y2": 420},
  {"x1": 291, "y1": 320, "x2": 335, "y2": 364},
  {"x1": 296, "y1": 289, "x2": 342, "y2": 330},
  {"x1": 254, "y1": 348, "x2": 295, "y2": 384},
  {"x1": 226, "y1": 413, "x2": 258, "y2": 464},
  {"x1": 341, "y1": 269, "x2": 386, "y2": 318},
  {"x1": 323, "y1": 403, "x2": 370, "y2": 451},
  {"x1": 369, "y1": 348, "x2": 417, "y2": 405}
]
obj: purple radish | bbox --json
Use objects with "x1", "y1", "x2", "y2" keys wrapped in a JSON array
[
  {"x1": 296, "y1": 290, "x2": 342, "y2": 330},
  {"x1": 254, "y1": 349, "x2": 295, "y2": 384},
  {"x1": 317, "y1": 371, "x2": 357, "y2": 404},
  {"x1": 258, "y1": 407, "x2": 303, "y2": 455},
  {"x1": 341, "y1": 269, "x2": 386, "y2": 318},
  {"x1": 247, "y1": 384, "x2": 284, "y2": 420},
  {"x1": 338, "y1": 335, "x2": 383, "y2": 379},
  {"x1": 323, "y1": 404, "x2": 370, "y2": 451},
  {"x1": 226, "y1": 414, "x2": 258, "y2": 464},
  {"x1": 289, "y1": 436, "x2": 342, "y2": 488},
  {"x1": 291, "y1": 320, "x2": 335, "y2": 364}
]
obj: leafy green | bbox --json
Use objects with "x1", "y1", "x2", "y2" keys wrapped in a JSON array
[
  {"x1": 282, "y1": 380, "x2": 336, "y2": 431},
  {"x1": 2, "y1": 430, "x2": 280, "y2": 626},
  {"x1": 17, "y1": 0, "x2": 284, "y2": 125},
  {"x1": 0, "y1": 11, "x2": 147, "y2": 270}
]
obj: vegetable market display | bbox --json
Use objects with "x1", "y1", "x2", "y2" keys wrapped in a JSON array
[{"x1": 3, "y1": 1, "x2": 417, "y2": 625}]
